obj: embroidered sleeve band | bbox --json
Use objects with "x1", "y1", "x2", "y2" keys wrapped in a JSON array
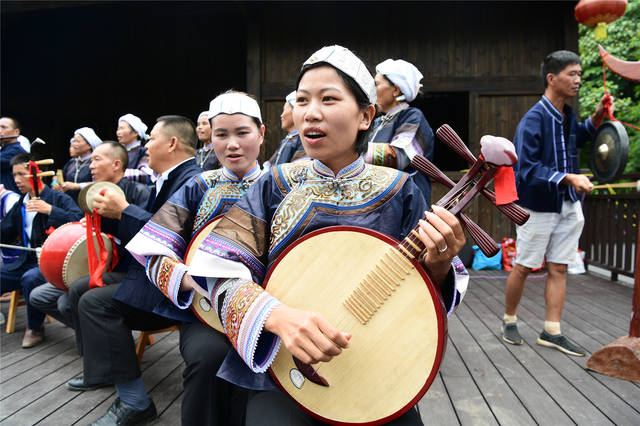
[
  {"x1": 215, "y1": 279, "x2": 282, "y2": 373},
  {"x1": 147, "y1": 256, "x2": 192, "y2": 308}
]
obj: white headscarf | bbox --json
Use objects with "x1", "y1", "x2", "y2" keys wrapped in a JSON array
[
  {"x1": 118, "y1": 113, "x2": 148, "y2": 139},
  {"x1": 375, "y1": 59, "x2": 423, "y2": 102},
  {"x1": 207, "y1": 92, "x2": 262, "y2": 123},
  {"x1": 285, "y1": 91, "x2": 296, "y2": 108},
  {"x1": 74, "y1": 127, "x2": 102, "y2": 150},
  {"x1": 197, "y1": 111, "x2": 209, "y2": 122},
  {"x1": 303, "y1": 45, "x2": 376, "y2": 105}
]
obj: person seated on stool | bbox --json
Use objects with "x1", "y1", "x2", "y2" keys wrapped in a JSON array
[
  {"x1": 0, "y1": 153, "x2": 83, "y2": 348},
  {"x1": 127, "y1": 91, "x2": 266, "y2": 426},
  {"x1": 72, "y1": 116, "x2": 202, "y2": 425},
  {"x1": 30, "y1": 141, "x2": 150, "y2": 339}
]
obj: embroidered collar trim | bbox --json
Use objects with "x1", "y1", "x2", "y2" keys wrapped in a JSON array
[
  {"x1": 221, "y1": 162, "x2": 262, "y2": 182},
  {"x1": 311, "y1": 156, "x2": 366, "y2": 180}
]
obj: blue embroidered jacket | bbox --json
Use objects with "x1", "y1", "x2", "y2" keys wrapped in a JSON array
[{"x1": 513, "y1": 96, "x2": 596, "y2": 213}]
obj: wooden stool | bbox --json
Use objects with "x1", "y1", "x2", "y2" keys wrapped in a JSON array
[
  {"x1": 5, "y1": 290, "x2": 26, "y2": 334},
  {"x1": 135, "y1": 325, "x2": 179, "y2": 363}
]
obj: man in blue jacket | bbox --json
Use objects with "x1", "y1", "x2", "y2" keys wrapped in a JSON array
[
  {"x1": 502, "y1": 50, "x2": 612, "y2": 356},
  {"x1": 70, "y1": 115, "x2": 202, "y2": 425},
  {"x1": 0, "y1": 153, "x2": 83, "y2": 347}
]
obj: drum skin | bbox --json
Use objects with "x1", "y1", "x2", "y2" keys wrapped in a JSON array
[{"x1": 39, "y1": 222, "x2": 113, "y2": 291}]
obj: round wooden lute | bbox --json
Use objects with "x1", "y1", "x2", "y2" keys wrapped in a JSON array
[
  {"x1": 264, "y1": 134, "x2": 521, "y2": 425},
  {"x1": 186, "y1": 216, "x2": 224, "y2": 333},
  {"x1": 265, "y1": 226, "x2": 446, "y2": 425}
]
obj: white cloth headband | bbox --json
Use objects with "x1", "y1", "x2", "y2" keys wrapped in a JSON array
[
  {"x1": 285, "y1": 91, "x2": 296, "y2": 107},
  {"x1": 197, "y1": 111, "x2": 209, "y2": 121},
  {"x1": 118, "y1": 113, "x2": 148, "y2": 138},
  {"x1": 375, "y1": 59, "x2": 423, "y2": 102},
  {"x1": 74, "y1": 127, "x2": 102, "y2": 150},
  {"x1": 303, "y1": 45, "x2": 376, "y2": 105},
  {"x1": 207, "y1": 92, "x2": 262, "y2": 123}
]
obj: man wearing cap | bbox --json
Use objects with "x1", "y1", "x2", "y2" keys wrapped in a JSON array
[
  {"x1": 365, "y1": 59, "x2": 435, "y2": 204},
  {"x1": 53, "y1": 127, "x2": 102, "y2": 200},
  {"x1": 30, "y1": 141, "x2": 151, "y2": 332},
  {"x1": 1, "y1": 153, "x2": 83, "y2": 348},
  {"x1": 117, "y1": 113, "x2": 155, "y2": 183},
  {"x1": 0, "y1": 116, "x2": 27, "y2": 193},
  {"x1": 70, "y1": 116, "x2": 202, "y2": 425}
]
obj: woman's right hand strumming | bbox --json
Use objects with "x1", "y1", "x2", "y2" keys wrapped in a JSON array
[{"x1": 265, "y1": 304, "x2": 351, "y2": 364}]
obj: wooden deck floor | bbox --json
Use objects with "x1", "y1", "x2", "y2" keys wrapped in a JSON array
[{"x1": 1, "y1": 270, "x2": 639, "y2": 425}]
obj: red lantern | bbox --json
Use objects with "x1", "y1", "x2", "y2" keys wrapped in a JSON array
[{"x1": 575, "y1": 0, "x2": 628, "y2": 40}]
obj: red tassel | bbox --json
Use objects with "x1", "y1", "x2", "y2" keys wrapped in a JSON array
[{"x1": 494, "y1": 166, "x2": 518, "y2": 205}]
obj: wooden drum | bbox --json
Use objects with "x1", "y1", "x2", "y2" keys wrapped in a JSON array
[{"x1": 39, "y1": 222, "x2": 114, "y2": 291}]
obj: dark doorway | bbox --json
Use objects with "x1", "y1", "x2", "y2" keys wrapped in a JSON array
[{"x1": 412, "y1": 92, "x2": 469, "y2": 172}]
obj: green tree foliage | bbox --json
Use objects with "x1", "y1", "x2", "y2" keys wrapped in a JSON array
[{"x1": 578, "y1": 0, "x2": 639, "y2": 175}]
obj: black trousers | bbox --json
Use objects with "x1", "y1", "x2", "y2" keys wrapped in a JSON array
[
  {"x1": 77, "y1": 283, "x2": 177, "y2": 385},
  {"x1": 245, "y1": 391, "x2": 424, "y2": 426},
  {"x1": 63, "y1": 272, "x2": 126, "y2": 355},
  {"x1": 179, "y1": 322, "x2": 247, "y2": 426}
]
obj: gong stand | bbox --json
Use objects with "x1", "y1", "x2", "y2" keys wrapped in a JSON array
[{"x1": 586, "y1": 220, "x2": 640, "y2": 382}]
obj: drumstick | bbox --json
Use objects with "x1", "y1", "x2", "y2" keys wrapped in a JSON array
[
  {"x1": 25, "y1": 171, "x2": 55, "y2": 178},
  {"x1": 0, "y1": 243, "x2": 41, "y2": 252},
  {"x1": 593, "y1": 180, "x2": 640, "y2": 190},
  {"x1": 24, "y1": 159, "x2": 54, "y2": 166},
  {"x1": 435, "y1": 125, "x2": 529, "y2": 226}
]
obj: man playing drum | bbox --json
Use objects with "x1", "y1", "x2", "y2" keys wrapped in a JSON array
[
  {"x1": 71, "y1": 116, "x2": 202, "y2": 425},
  {"x1": 29, "y1": 141, "x2": 150, "y2": 337}
]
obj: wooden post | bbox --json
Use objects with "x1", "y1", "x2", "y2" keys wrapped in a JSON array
[
  {"x1": 629, "y1": 221, "x2": 640, "y2": 337},
  {"x1": 585, "y1": 219, "x2": 640, "y2": 382}
]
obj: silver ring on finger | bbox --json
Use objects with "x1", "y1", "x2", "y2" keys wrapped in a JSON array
[{"x1": 438, "y1": 245, "x2": 448, "y2": 253}]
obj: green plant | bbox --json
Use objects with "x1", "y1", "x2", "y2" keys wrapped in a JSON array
[{"x1": 578, "y1": 0, "x2": 640, "y2": 176}]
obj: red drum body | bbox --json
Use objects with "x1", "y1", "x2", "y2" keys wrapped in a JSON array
[{"x1": 39, "y1": 222, "x2": 114, "y2": 291}]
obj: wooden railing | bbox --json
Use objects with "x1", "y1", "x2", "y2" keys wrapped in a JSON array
[{"x1": 580, "y1": 191, "x2": 639, "y2": 279}]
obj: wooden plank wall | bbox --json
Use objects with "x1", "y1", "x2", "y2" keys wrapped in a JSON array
[{"x1": 247, "y1": 1, "x2": 578, "y2": 240}]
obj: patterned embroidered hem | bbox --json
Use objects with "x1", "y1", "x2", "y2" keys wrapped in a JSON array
[
  {"x1": 221, "y1": 280, "x2": 283, "y2": 373},
  {"x1": 148, "y1": 256, "x2": 191, "y2": 308}
]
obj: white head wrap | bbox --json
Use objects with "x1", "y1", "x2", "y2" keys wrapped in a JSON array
[
  {"x1": 197, "y1": 111, "x2": 209, "y2": 122},
  {"x1": 285, "y1": 91, "x2": 296, "y2": 108},
  {"x1": 375, "y1": 59, "x2": 423, "y2": 102},
  {"x1": 302, "y1": 45, "x2": 376, "y2": 105},
  {"x1": 74, "y1": 127, "x2": 102, "y2": 150},
  {"x1": 17, "y1": 135, "x2": 30, "y2": 152},
  {"x1": 207, "y1": 92, "x2": 262, "y2": 123},
  {"x1": 118, "y1": 113, "x2": 148, "y2": 139}
]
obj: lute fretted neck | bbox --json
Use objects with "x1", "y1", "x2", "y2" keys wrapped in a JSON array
[{"x1": 397, "y1": 158, "x2": 497, "y2": 262}]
